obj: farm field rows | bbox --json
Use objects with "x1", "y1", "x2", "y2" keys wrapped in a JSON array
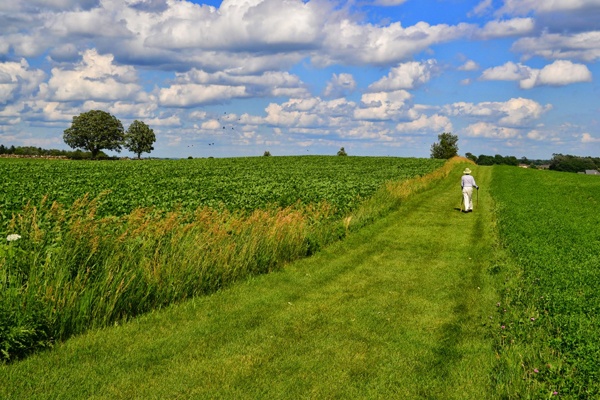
[
  {"x1": 491, "y1": 166, "x2": 600, "y2": 397},
  {"x1": 0, "y1": 156, "x2": 444, "y2": 224}
]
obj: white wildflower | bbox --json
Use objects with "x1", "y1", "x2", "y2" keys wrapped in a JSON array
[{"x1": 6, "y1": 234, "x2": 21, "y2": 242}]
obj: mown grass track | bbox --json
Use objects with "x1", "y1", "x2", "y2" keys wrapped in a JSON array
[{"x1": 1, "y1": 162, "x2": 505, "y2": 399}]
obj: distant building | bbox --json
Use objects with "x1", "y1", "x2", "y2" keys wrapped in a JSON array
[{"x1": 584, "y1": 170, "x2": 600, "y2": 175}]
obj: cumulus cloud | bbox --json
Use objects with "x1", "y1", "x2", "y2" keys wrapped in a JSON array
[
  {"x1": 498, "y1": 0, "x2": 600, "y2": 16},
  {"x1": 159, "y1": 84, "x2": 248, "y2": 107},
  {"x1": 368, "y1": 60, "x2": 438, "y2": 92},
  {"x1": 481, "y1": 60, "x2": 592, "y2": 88},
  {"x1": 464, "y1": 122, "x2": 521, "y2": 139},
  {"x1": 0, "y1": 0, "x2": 481, "y2": 73},
  {"x1": 520, "y1": 60, "x2": 592, "y2": 89},
  {"x1": 0, "y1": 59, "x2": 45, "y2": 103},
  {"x1": 445, "y1": 97, "x2": 551, "y2": 128},
  {"x1": 480, "y1": 61, "x2": 531, "y2": 81},
  {"x1": 395, "y1": 114, "x2": 452, "y2": 134},
  {"x1": 264, "y1": 98, "x2": 324, "y2": 128},
  {"x1": 478, "y1": 18, "x2": 534, "y2": 39},
  {"x1": 458, "y1": 60, "x2": 479, "y2": 71},
  {"x1": 317, "y1": 20, "x2": 474, "y2": 66},
  {"x1": 324, "y1": 73, "x2": 356, "y2": 98},
  {"x1": 355, "y1": 90, "x2": 413, "y2": 120},
  {"x1": 41, "y1": 49, "x2": 144, "y2": 102},
  {"x1": 173, "y1": 68, "x2": 310, "y2": 98},
  {"x1": 581, "y1": 133, "x2": 600, "y2": 143},
  {"x1": 512, "y1": 31, "x2": 600, "y2": 62}
]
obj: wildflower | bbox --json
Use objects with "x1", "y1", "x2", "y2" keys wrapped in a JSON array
[
  {"x1": 553, "y1": 391, "x2": 558, "y2": 395},
  {"x1": 501, "y1": 325, "x2": 505, "y2": 329},
  {"x1": 6, "y1": 234, "x2": 21, "y2": 242},
  {"x1": 496, "y1": 302, "x2": 501, "y2": 307},
  {"x1": 530, "y1": 317, "x2": 536, "y2": 321},
  {"x1": 534, "y1": 369, "x2": 539, "y2": 373}
]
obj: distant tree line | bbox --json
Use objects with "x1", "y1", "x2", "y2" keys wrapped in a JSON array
[
  {"x1": 464, "y1": 152, "x2": 600, "y2": 173},
  {"x1": 465, "y1": 153, "x2": 520, "y2": 166},
  {"x1": 0, "y1": 144, "x2": 114, "y2": 160},
  {"x1": 549, "y1": 154, "x2": 600, "y2": 173}
]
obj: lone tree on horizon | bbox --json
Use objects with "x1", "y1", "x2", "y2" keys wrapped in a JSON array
[
  {"x1": 430, "y1": 132, "x2": 459, "y2": 159},
  {"x1": 63, "y1": 110, "x2": 124, "y2": 158},
  {"x1": 125, "y1": 120, "x2": 156, "y2": 159}
]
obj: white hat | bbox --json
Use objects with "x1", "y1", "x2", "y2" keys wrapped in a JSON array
[{"x1": 463, "y1": 168, "x2": 472, "y2": 174}]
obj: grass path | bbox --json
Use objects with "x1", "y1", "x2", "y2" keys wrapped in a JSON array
[{"x1": 1, "y1": 164, "x2": 502, "y2": 399}]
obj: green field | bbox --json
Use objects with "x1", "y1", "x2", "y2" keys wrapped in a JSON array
[
  {"x1": 0, "y1": 156, "x2": 447, "y2": 363},
  {"x1": 1, "y1": 159, "x2": 599, "y2": 398},
  {"x1": 0, "y1": 156, "x2": 444, "y2": 223},
  {"x1": 491, "y1": 166, "x2": 600, "y2": 397}
]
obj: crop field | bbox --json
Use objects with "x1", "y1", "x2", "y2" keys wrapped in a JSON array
[
  {"x1": 0, "y1": 156, "x2": 444, "y2": 224},
  {"x1": 0, "y1": 155, "x2": 446, "y2": 362},
  {"x1": 491, "y1": 166, "x2": 600, "y2": 397}
]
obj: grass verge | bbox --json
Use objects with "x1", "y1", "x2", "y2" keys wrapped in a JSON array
[{"x1": 489, "y1": 166, "x2": 600, "y2": 398}]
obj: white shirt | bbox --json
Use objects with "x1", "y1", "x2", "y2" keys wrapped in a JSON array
[{"x1": 461, "y1": 174, "x2": 478, "y2": 188}]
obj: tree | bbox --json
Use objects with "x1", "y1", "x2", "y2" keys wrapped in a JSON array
[
  {"x1": 465, "y1": 152, "x2": 477, "y2": 163},
  {"x1": 550, "y1": 153, "x2": 597, "y2": 173},
  {"x1": 63, "y1": 110, "x2": 124, "y2": 158},
  {"x1": 337, "y1": 147, "x2": 348, "y2": 156},
  {"x1": 430, "y1": 132, "x2": 458, "y2": 159},
  {"x1": 125, "y1": 120, "x2": 156, "y2": 159},
  {"x1": 263, "y1": 151, "x2": 272, "y2": 156}
]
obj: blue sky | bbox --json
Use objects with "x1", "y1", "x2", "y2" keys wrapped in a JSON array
[{"x1": 1, "y1": 0, "x2": 599, "y2": 159}]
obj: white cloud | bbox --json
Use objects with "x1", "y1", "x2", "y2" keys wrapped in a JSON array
[
  {"x1": 144, "y1": 0, "x2": 324, "y2": 51},
  {"x1": 581, "y1": 133, "x2": 600, "y2": 143},
  {"x1": 145, "y1": 115, "x2": 181, "y2": 127},
  {"x1": 478, "y1": 18, "x2": 534, "y2": 39},
  {"x1": 445, "y1": 97, "x2": 551, "y2": 128},
  {"x1": 527, "y1": 130, "x2": 546, "y2": 141},
  {"x1": 317, "y1": 20, "x2": 474, "y2": 66},
  {"x1": 520, "y1": 60, "x2": 592, "y2": 89},
  {"x1": 159, "y1": 84, "x2": 248, "y2": 107},
  {"x1": 171, "y1": 68, "x2": 309, "y2": 99},
  {"x1": 395, "y1": 114, "x2": 452, "y2": 134},
  {"x1": 354, "y1": 90, "x2": 413, "y2": 120},
  {"x1": 481, "y1": 60, "x2": 592, "y2": 89},
  {"x1": 481, "y1": 61, "x2": 531, "y2": 81},
  {"x1": 369, "y1": 60, "x2": 437, "y2": 91},
  {"x1": 41, "y1": 49, "x2": 143, "y2": 102},
  {"x1": 264, "y1": 97, "x2": 326, "y2": 127},
  {"x1": 470, "y1": 0, "x2": 493, "y2": 16},
  {"x1": 458, "y1": 60, "x2": 479, "y2": 71},
  {"x1": 201, "y1": 119, "x2": 222, "y2": 130},
  {"x1": 373, "y1": 0, "x2": 409, "y2": 5},
  {"x1": 324, "y1": 73, "x2": 356, "y2": 98},
  {"x1": 498, "y1": 0, "x2": 600, "y2": 16},
  {"x1": 0, "y1": 59, "x2": 45, "y2": 103},
  {"x1": 512, "y1": 31, "x2": 600, "y2": 62},
  {"x1": 464, "y1": 122, "x2": 521, "y2": 139}
]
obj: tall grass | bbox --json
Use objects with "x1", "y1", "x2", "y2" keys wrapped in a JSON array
[{"x1": 0, "y1": 159, "x2": 457, "y2": 362}]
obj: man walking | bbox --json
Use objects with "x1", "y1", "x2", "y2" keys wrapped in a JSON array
[{"x1": 461, "y1": 168, "x2": 479, "y2": 213}]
